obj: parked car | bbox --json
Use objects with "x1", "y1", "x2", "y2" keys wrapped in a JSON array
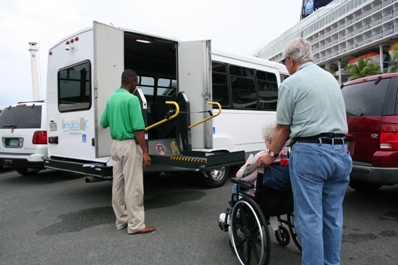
[
  {"x1": 341, "y1": 73, "x2": 398, "y2": 191},
  {"x1": 0, "y1": 100, "x2": 47, "y2": 176}
]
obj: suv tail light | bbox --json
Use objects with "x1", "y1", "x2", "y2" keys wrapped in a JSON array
[
  {"x1": 32, "y1": 131, "x2": 47, "y2": 144},
  {"x1": 380, "y1": 124, "x2": 398, "y2": 151}
]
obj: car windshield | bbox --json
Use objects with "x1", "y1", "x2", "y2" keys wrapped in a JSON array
[{"x1": 0, "y1": 105, "x2": 42, "y2": 129}]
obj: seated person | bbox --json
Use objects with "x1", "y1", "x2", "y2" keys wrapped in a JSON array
[
  {"x1": 233, "y1": 119, "x2": 291, "y2": 197},
  {"x1": 219, "y1": 120, "x2": 291, "y2": 226}
]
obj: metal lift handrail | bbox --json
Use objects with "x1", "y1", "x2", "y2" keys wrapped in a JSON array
[
  {"x1": 188, "y1": 102, "x2": 222, "y2": 129},
  {"x1": 145, "y1": 101, "x2": 180, "y2": 131}
]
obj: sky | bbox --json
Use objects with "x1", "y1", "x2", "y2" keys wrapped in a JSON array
[{"x1": 0, "y1": 0, "x2": 303, "y2": 108}]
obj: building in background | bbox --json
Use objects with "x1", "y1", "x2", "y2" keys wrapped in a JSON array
[
  {"x1": 302, "y1": 0, "x2": 334, "y2": 19},
  {"x1": 255, "y1": 0, "x2": 398, "y2": 83}
]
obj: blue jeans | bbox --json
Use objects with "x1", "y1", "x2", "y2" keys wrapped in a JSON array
[{"x1": 290, "y1": 142, "x2": 351, "y2": 265}]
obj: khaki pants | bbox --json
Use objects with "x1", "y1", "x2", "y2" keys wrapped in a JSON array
[{"x1": 111, "y1": 139, "x2": 145, "y2": 233}]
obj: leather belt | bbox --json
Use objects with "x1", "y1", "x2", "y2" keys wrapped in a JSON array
[{"x1": 292, "y1": 133, "x2": 345, "y2": 145}]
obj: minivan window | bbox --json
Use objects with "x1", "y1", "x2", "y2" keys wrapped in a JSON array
[
  {"x1": 342, "y1": 79, "x2": 389, "y2": 117},
  {"x1": 58, "y1": 61, "x2": 91, "y2": 112},
  {"x1": 0, "y1": 105, "x2": 42, "y2": 128}
]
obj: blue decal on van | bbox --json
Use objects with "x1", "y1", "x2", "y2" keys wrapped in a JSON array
[{"x1": 62, "y1": 117, "x2": 88, "y2": 132}]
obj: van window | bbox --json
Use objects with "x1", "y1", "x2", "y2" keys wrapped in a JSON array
[
  {"x1": 256, "y1": 70, "x2": 278, "y2": 111},
  {"x1": 58, "y1": 61, "x2": 91, "y2": 112},
  {"x1": 138, "y1": 76, "x2": 155, "y2": 95},
  {"x1": 229, "y1": 65, "x2": 257, "y2": 109},
  {"x1": 158, "y1": 78, "x2": 176, "y2": 96},
  {"x1": 342, "y1": 79, "x2": 389, "y2": 116},
  {"x1": 212, "y1": 62, "x2": 230, "y2": 108},
  {"x1": 0, "y1": 105, "x2": 42, "y2": 129}
]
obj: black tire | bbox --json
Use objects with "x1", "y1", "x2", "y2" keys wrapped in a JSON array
[
  {"x1": 287, "y1": 213, "x2": 302, "y2": 252},
  {"x1": 229, "y1": 237, "x2": 243, "y2": 255},
  {"x1": 230, "y1": 196, "x2": 271, "y2": 265},
  {"x1": 199, "y1": 166, "x2": 230, "y2": 188},
  {"x1": 275, "y1": 225, "x2": 290, "y2": 246},
  {"x1": 349, "y1": 180, "x2": 382, "y2": 192},
  {"x1": 15, "y1": 168, "x2": 41, "y2": 176}
]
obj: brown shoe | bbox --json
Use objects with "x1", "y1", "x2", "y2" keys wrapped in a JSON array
[{"x1": 129, "y1": 226, "x2": 155, "y2": 235}]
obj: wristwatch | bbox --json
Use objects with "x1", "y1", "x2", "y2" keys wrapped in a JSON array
[{"x1": 268, "y1": 150, "x2": 279, "y2": 158}]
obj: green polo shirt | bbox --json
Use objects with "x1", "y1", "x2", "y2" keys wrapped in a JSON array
[{"x1": 100, "y1": 88, "x2": 145, "y2": 140}]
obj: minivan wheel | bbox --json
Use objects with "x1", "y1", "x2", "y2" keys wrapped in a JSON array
[
  {"x1": 349, "y1": 180, "x2": 382, "y2": 192},
  {"x1": 15, "y1": 168, "x2": 41, "y2": 176}
]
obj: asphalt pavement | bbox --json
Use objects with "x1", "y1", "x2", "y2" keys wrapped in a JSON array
[{"x1": 0, "y1": 167, "x2": 397, "y2": 265}]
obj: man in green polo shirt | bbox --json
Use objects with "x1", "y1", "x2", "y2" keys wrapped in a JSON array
[{"x1": 100, "y1": 69, "x2": 155, "y2": 235}]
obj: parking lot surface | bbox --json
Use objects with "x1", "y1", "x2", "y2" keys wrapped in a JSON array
[{"x1": 0, "y1": 168, "x2": 397, "y2": 264}]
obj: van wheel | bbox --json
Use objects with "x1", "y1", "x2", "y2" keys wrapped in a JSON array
[
  {"x1": 16, "y1": 168, "x2": 41, "y2": 176},
  {"x1": 349, "y1": 180, "x2": 382, "y2": 192},
  {"x1": 199, "y1": 166, "x2": 230, "y2": 188}
]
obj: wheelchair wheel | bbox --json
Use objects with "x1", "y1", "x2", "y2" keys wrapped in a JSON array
[
  {"x1": 275, "y1": 225, "x2": 290, "y2": 246},
  {"x1": 230, "y1": 196, "x2": 271, "y2": 265},
  {"x1": 287, "y1": 213, "x2": 302, "y2": 252}
]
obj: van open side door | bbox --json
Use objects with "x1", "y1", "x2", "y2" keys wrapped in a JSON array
[
  {"x1": 177, "y1": 40, "x2": 212, "y2": 150},
  {"x1": 93, "y1": 21, "x2": 125, "y2": 158}
]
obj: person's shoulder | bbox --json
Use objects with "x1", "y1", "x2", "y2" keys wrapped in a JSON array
[
  {"x1": 281, "y1": 75, "x2": 296, "y2": 88},
  {"x1": 127, "y1": 94, "x2": 141, "y2": 106},
  {"x1": 128, "y1": 93, "x2": 139, "y2": 100}
]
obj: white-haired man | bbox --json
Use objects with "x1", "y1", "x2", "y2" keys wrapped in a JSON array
[{"x1": 257, "y1": 38, "x2": 352, "y2": 265}]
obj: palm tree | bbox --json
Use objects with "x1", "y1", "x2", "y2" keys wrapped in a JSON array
[
  {"x1": 323, "y1": 68, "x2": 338, "y2": 80},
  {"x1": 388, "y1": 43, "x2": 398, "y2": 73},
  {"x1": 346, "y1": 57, "x2": 382, "y2": 81}
]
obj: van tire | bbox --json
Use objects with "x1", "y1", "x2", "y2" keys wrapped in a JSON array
[
  {"x1": 199, "y1": 166, "x2": 230, "y2": 188},
  {"x1": 349, "y1": 180, "x2": 382, "y2": 192},
  {"x1": 15, "y1": 168, "x2": 41, "y2": 176}
]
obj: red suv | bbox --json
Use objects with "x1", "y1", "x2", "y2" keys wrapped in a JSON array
[{"x1": 341, "y1": 73, "x2": 398, "y2": 192}]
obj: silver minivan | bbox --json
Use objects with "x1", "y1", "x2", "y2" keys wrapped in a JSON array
[{"x1": 0, "y1": 100, "x2": 47, "y2": 175}]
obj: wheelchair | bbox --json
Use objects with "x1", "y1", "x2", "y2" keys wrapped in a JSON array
[{"x1": 218, "y1": 163, "x2": 301, "y2": 265}]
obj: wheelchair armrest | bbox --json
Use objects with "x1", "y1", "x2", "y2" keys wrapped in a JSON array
[{"x1": 230, "y1": 177, "x2": 254, "y2": 190}]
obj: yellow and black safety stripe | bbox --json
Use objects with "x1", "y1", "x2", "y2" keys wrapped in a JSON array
[{"x1": 169, "y1": 156, "x2": 205, "y2": 163}]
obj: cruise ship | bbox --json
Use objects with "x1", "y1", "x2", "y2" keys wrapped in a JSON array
[{"x1": 255, "y1": 0, "x2": 398, "y2": 82}]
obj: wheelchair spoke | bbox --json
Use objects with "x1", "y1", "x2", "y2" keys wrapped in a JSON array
[{"x1": 230, "y1": 197, "x2": 270, "y2": 265}]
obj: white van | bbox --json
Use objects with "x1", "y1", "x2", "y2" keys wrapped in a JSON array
[
  {"x1": 44, "y1": 21, "x2": 286, "y2": 187},
  {"x1": 0, "y1": 100, "x2": 47, "y2": 175}
]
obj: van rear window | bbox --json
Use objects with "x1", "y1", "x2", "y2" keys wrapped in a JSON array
[
  {"x1": 58, "y1": 61, "x2": 91, "y2": 112},
  {"x1": 342, "y1": 79, "x2": 389, "y2": 117},
  {"x1": 0, "y1": 105, "x2": 42, "y2": 129}
]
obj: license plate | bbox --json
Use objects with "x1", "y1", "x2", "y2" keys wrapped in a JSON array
[{"x1": 8, "y1": 138, "x2": 20, "y2": 147}]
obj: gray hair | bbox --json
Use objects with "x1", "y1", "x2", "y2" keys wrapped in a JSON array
[
  {"x1": 262, "y1": 120, "x2": 277, "y2": 141},
  {"x1": 283, "y1": 38, "x2": 313, "y2": 64}
]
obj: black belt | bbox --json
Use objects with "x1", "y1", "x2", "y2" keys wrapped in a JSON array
[
  {"x1": 116, "y1": 138, "x2": 138, "y2": 144},
  {"x1": 292, "y1": 133, "x2": 345, "y2": 145}
]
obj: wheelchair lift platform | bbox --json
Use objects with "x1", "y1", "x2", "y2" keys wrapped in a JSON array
[{"x1": 148, "y1": 138, "x2": 245, "y2": 173}]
